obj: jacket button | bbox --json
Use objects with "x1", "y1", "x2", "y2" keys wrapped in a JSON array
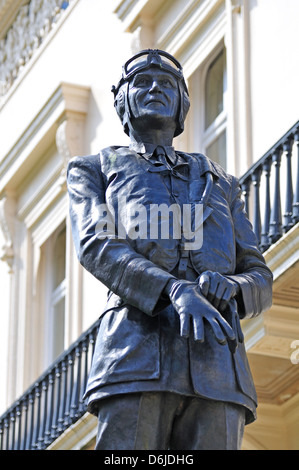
[{"x1": 116, "y1": 298, "x2": 123, "y2": 306}]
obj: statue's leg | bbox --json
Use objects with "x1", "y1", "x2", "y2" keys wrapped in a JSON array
[
  {"x1": 170, "y1": 396, "x2": 245, "y2": 450},
  {"x1": 94, "y1": 392, "x2": 181, "y2": 450}
]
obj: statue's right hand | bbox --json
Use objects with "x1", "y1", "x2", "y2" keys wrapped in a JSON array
[{"x1": 166, "y1": 280, "x2": 236, "y2": 346}]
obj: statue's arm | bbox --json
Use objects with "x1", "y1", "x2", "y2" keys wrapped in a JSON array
[
  {"x1": 226, "y1": 177, "x2": 273, "y2": 319},
  {"x1": 67, "y1": 155, "x2": 175, "y2": 316}
]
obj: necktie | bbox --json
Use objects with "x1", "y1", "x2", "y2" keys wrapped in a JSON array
[
  {"x1": 152, "y1": 146, "x2": 189, "y2": 180},
  {"x1": 154, "y1": 145, "x2": 174, "y2": 167}
]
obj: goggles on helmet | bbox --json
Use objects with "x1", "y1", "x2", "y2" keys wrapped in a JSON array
[
  {"x1": 113, "y1": 49, "x2": 188, "y2": 95},
  {"x1": 123, "y1": 49, "x2": 183, "y2": 79}
]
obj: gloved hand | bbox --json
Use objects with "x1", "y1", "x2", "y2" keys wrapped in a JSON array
[
  {"x1": 224, "y1": 298, "x2": 244, "y2": 351},
  {"x1": 198, "y1": 271, "x2": 243, "y2": 352},
  {"x1": 166, "y1": 279, "x2": 236, "y2": 347},
  {"x1": 198, "y1": 271, "x2": 239, "y2": 313}
]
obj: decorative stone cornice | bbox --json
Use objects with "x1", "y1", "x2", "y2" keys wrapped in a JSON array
[
  {"x1": 0, "y1": 0, "x2": 75, "y2": 98},
  {"x1": 0, "y1": 82, "x2": 89, "y2": 270},
  {"x1": 113, "y1": 0, "x2": 143, "y2": 25},
  {"x1": 0, "y1": 0, "x2": 24, "y2": 37},
  {"x1": 113, "y1": 0, "x2": 164, "y2": 33},
  {"x1": 0, "y1": 81, "x2": 90, "y2": 192}
]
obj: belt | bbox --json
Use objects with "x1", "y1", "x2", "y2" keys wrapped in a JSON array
[{"x1": 171, "y1": 262, "x2": 198, "y2": 282}]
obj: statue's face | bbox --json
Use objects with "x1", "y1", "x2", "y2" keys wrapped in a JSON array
[{"x1": 128, "y1": 67, "x2": 180, "y2": 130}]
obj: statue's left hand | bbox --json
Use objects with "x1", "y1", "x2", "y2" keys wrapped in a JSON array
[{"x1": 198, "y1": 271, "x2": 239, "y2": 313}]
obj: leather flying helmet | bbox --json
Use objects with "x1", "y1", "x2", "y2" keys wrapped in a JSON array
[{"x1": 112, "y1": 49, "x2": 190, "y2": 137}]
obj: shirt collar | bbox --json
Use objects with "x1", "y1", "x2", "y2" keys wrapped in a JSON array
[{"x1": 129, "y1": 141, "x2": 176, "y2": 162}]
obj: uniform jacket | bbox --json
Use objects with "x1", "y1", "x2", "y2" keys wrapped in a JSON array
[{"x1": 67, "y1": 145, "x2": 273, "y2": 421}]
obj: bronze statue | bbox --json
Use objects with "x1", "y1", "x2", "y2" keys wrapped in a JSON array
[{"x1": 67, "y1": 49, "x2": 272, "y2": 450}]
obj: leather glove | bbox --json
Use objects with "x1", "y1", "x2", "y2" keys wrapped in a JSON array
[
  {"x1": 167, "y1": 280, "x2": 236, "y2": 347},
  {"x1": 198, "y1": 271, "x2": 243, "y2": 353},
  {"x1": 224, "y1": 299, "x2": 244, "y2": 352},
  {"x1": 198, "y1": 270, "x2": 239, "y2": 313}
]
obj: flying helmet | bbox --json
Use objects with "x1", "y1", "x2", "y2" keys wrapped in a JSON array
[{"x1": 112, "y1": 49, "x2": 190, "y2": 137}]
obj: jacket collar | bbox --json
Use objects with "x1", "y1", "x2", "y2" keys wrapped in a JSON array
[
  {"x1": 176, "y1": 151, "x2": 220, "y2": 179},
  {"x1": 125, "y1": 143, "x2": 219, "y2": 179}
]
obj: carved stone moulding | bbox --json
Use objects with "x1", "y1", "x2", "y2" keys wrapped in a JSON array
[
  {"x1": 0, "y1": 191, "x2": 16, "y2": 272},
  {"x1": 0, "y1": 0, "x2": 75, "y2": 98},
  {"x1": 0, "y1": 82, "x2": 90, "y2": 270}
]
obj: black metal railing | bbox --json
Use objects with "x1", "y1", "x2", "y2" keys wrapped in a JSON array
[
  {"x1": 0, "y1": 319, "x2": 100, "y2": 450},
  {"x1": 239, "y1": 120, "x2": 299, "y2": 252},
  {"x1": 1, "y1": 121, "x2": 299, "y2": 450}
]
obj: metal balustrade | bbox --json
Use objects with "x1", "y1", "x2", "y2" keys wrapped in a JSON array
[
  {"x1": 239, "y1": 121, "x2": 299, "y2": 252},
  {"x1": 0, "y1": 319, "x2": 100, "y2": 450},
  {"x1": 1, "y1": 121, "x2": 299, "y2": 450}
]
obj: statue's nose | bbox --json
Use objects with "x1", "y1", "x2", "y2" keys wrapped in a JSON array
[{"x1": 149, "y1": 80, "x2": 161, "y2": 93}]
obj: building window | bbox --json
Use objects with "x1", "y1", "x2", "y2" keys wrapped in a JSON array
[
  {"x1": 206, "y1": 130, "x2": 226, "y2": 168},
  {"x1": 50, "y1": 226, "x2": 66, "y2": 361},
  {"x1": 203, "y1": 48, "x2": 227, "y2": 169},
  {"x1": 39, "y1": 223, "x2": 67, "y2": 363},
  {"x1": 188, "y1": 47, "x2": 227, "y2": 169},
  {"x1": 205, "y1": 50, "x2": 226, "y2": 129}
]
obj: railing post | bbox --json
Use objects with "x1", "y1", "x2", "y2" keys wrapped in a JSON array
[
  {"x1": 10, "y1": 409, "x2": 16, "y2": 450},
  {"x1": 22, "y1": 396, "x2": 29, "y2": 450},
  {"x1": 25, "y1": 391, "x2": 34, "y2": 450},
  {"x1": 51, "y1": 364, "x2": 61, "y2": 440},
  {"x1": 31, "y1": 384, "x2": 41, "y2": 449},
  {"x1": 58, "y1": 359, "x2": 68, "y2": 433},
  {"x1": 293, "y1": 129, "x2": 299, "y2": 223},
  {"x1": 269, "y1": 148, "x2": 283, "y2": 244},
  {"x1": 37, "y1": 378, "x2": 48, "y2": 449},
  {"x1": 260, "y1": 157, "x2": 272, "y2": 251},
  {"x1": 4, "y1": 413, "x2": 10, "y2": 450},
  {"x1": 252, "y1": 168, "x2": 262, "y2": 244},
  {"x1": 79, "y1": 338, "x2": 89, "y2": 414},
  {"x1": 64, "y1": 352, "x2": 75, "y2": 427},
  {"x1": 44, "y1": 371, "x2": 54, "y2": 446},
  {"x1": 0, "y1": 420, "x2": 3, "y2": 450},
  {"x1": 70, "y1": 345, "x2": 82, "y2": 420},
  {"x1": 283, "y1": 137, "x2": 294, "y2": 232},
  {"x1": 15, "y1": 401, "x2": 22, "y2": 450}
]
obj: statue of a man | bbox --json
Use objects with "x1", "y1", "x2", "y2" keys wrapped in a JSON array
[{"x1": 67, "y1": 49, "x2": 272, "y2": 450}]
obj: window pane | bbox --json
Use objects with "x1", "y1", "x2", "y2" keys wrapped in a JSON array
[
  {"x1": 205, "y1": 50, "x2": 225, "y2": 129},
  {"x1": 53, "y1": 227, "x2": 66, "y2": 289},
  {"x1": 51, "y1": 226, "x2": 66, "y2": 360},
  {"x1": 206, "y1": 131, "x2": 226, "y2": 169},
  {"x1": 52, "y1": 297, "x2": 65, "y2": 360}
]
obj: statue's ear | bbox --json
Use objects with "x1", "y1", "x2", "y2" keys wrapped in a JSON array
[
  {"x1": 113, "y1": 83, "x2": 130, "y2": 136},
  {"x1": 114, "y1": 89, "x2": 125, "y2": 120},
  {"x1": 175, "y1": 87, "x2": 190, "y2": 137}
]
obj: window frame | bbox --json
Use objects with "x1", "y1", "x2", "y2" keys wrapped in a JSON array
[
  {"x1": 36, "y1": 218, "x2": 68, "y2": 366},
  {"x1": 188, "y1": 43, "x2": 228, "y2": 169}
]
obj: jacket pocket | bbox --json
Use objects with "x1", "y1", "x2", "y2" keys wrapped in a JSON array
[{"x1": 86, "y1": 304, "x2": 160, "y2": 392}]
